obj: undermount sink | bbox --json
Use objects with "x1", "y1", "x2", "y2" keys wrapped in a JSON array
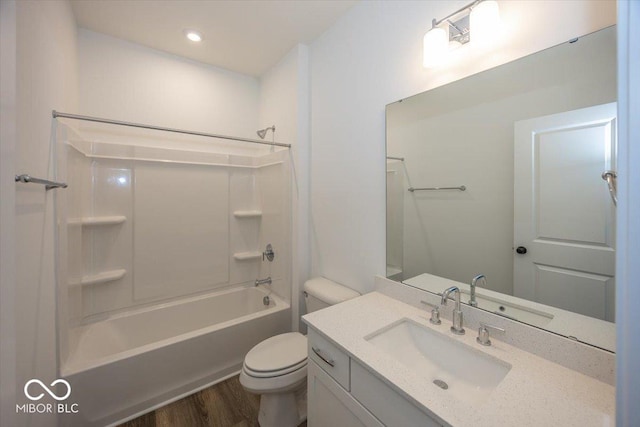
[
  {"x1": 366, "y1": 319, "x2": 511, "y2": 404},
  {"x1": 459, "y1": 290, "x2": 554, "y2": 328}
]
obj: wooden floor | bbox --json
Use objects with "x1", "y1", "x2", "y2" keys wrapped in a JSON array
[{"x1": 118, "y1": 375, "x2": 307, "y2": 427}]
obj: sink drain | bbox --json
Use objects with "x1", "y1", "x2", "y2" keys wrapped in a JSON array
[{"x1": 433, "y1": 379, "x2": 449, "y2": 390}]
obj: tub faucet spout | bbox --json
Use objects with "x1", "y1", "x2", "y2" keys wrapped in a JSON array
[{"x1": 255, "y1": 277, "x2": 272, "y2": 287}]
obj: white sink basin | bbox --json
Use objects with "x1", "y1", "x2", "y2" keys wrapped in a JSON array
[
  {"x1": 366, "y1": 319, "x2": 511, "y2": 404},
  {"x1": 459, "y1": 291, "x2": 554, "y2": 328}
]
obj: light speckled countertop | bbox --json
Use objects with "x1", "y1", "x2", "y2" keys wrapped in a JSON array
[{"x1": 303, "y1": 292, "x2": 615, "y2": 427}]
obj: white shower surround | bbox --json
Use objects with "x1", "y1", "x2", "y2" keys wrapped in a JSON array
[
  {"x1": 56, "y1": 123, "x2": 291, "y2": 317},
  {"x1": 55, "y1": 123, "x2": 293, "y2": 426}
]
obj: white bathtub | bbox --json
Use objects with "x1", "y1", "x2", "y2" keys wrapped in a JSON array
[{"x1": 61, "y1": 286, "x2": 290, "y2": 427}]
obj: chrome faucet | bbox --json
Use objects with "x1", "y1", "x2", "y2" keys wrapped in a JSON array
[
  {"x1": 469, "y1": 274, "x2": 486, "y2": 307},
  {"x1": 441, "y1": 286, "x2": 465, "y2": 335}
]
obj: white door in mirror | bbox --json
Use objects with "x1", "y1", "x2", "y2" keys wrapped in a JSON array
[{"x1": 513, "y1": 102, "x2": 616, "y2": 321}]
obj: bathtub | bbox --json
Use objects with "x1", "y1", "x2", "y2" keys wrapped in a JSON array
[{"x1": 60, "y1": 286, "x2": 290, "y2": 427}]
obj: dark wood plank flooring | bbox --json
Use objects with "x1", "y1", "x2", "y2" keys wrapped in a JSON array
[{"x1": 118, "y1": 375, "x2": 306, "y2": 427}]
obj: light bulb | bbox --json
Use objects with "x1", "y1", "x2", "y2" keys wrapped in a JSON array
[
  {"x1": 470, "y1": 0, "x2": 501, "y2": 47},
  {"x1": 423, "y1": 27, "x2": 448, "y2": 68},
  {"x1": 449, "y1": 40, "x2": 463, "y2": 51}
]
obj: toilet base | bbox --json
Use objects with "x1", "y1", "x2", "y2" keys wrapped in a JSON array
[
  {"x1": 296, "y1": 386, "x2": 307, "y2": 422},
  {"x1": 258, "y1": 384, "x2": 306, "y2": 427}
]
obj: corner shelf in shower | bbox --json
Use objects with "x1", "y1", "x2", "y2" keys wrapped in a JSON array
[
  {"x1": 233, "y1": 210, "x2": 262, "y2": 219},
  {"x1": 74, "y1": 269, "x2": 127, "y2": 287},
  {"x1": 233, "y1": 252, "x2": 262, "y2": 261},
  {"x1": 68, "y1": 216, "x2": 126, "y2": 226}
]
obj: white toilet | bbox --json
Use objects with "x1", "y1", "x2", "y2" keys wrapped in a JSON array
[{"x1": 240, "y1": 277, "x2": 360, "y2": 427}]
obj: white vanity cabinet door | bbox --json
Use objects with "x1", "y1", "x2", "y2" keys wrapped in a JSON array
[
  {"x1": 350, "y1": 361, "x2": 445, "y2": 427},
  {"x1": 308, "y1": 360, "x2": 384, "y2": 427}
]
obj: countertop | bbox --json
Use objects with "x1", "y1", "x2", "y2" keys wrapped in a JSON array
[{"x1": 302, "y1": 291, "x2": 615, "y2": 427}]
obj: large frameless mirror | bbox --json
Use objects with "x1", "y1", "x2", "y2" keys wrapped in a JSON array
[{"x1": 386, "y1": 26, "x2": 616, "y2": 351}]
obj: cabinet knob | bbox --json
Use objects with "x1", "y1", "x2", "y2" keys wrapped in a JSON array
[{"x1": 516, "y1": 246, "x2": 527, "y2": 254}]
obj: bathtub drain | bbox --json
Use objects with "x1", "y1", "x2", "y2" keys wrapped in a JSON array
[{"x1": 263, "y1": 296, "x2": 270, "y2": 306}]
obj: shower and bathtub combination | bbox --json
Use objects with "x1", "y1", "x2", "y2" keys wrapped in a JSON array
[{"x1": 52, "y1": 113, "x2": 292, "y2": 426}]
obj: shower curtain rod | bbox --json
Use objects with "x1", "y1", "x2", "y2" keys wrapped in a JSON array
[{"x1": 52, "y1": 111, "x2": 292, "y2": 148}]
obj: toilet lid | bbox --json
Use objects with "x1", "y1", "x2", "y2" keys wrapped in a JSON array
[{"x1": 244, "y1": 332, "x2": 307, "y2": 373}]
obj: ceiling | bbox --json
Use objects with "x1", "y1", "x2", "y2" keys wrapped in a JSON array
[{"x1": 71, "y1": 0, "x2": 357, "y2": 77}]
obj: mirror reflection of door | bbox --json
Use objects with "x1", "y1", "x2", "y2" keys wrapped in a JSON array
[{"x1": 513, "y1": 103, "x2": 616, "y2": 321}]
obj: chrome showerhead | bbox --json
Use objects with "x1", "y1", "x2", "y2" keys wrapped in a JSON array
[{"x1": 257, "y1": 125, "x2": 276, "y2": 139}]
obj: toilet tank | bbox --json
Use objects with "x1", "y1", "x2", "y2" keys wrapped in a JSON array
[{"x1": 303, "y1": 277, "x2": 360, "y2": 313}]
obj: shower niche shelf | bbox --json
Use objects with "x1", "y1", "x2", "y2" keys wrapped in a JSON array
[
  {"x1": 75, "y1": 269, "x2": 127, "y2": 287},
  {"x1": 233, "y1": 210, "x2": 263, "y2": 219},
  {"x1": 233, "y1": 252, "x2": 262, "y2": 261},
  {"x1": 68, "y1": 216, "x2": 126, "y2": 226}
]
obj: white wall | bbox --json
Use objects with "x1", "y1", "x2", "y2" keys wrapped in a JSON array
[
  {"x1": 309, "y1": 0, "x2": 616, "y2": 294},
  {"x1": 0, "y1": 2, "x2": 18, "y2": 426},
  {"x1": 258, "y1": 44, "x2": 311, "y2": 330},
  {"x1": 78, "y1": 29, "x2": 259, "y2": 139},
  {"x1": 13, "y1": 1, "x2": 78, "y2": 426}
]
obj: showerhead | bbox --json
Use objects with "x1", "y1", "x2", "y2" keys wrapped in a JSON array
[{"x1": 257, "y1": 125, "x2": 276, "y2": 139}]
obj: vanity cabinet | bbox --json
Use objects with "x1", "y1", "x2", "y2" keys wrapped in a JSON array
[
  {"x1": 308, "y1": 361, "x2": 383, "y2": 427},
  {"x1": 307, "y1": 328, "x2": 444, "y2": 427}
]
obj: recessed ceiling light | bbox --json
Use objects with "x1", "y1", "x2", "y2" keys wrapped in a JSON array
[{"x1": 184, "y1": 30, "x2": 202, "y2": 42}]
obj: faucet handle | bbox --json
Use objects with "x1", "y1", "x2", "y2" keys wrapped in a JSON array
[
  {"x1": 477, "y1": 323, "x2": 506, "y2": 346},
  {"x1": 420, "y1": 301, "x2": 442, "y2": 325}
]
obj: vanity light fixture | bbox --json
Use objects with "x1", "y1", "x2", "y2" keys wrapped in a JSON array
[
  {"x1": 423, "y1": 0, "x2": 501, "y2": 68},
  {"x1": 184, "y1": 30, "x2": 203, "y2": 42}
]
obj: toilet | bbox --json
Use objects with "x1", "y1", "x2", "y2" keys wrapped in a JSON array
[{"x1": 240, "y1": 277, "x2": 360, "y2": 427}]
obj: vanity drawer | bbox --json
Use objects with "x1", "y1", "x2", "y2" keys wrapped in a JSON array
[{"x1": 308, "y1": 328, "x2": 351, "y2": 390}]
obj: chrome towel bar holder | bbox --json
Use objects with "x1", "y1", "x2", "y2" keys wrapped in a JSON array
[
  {"x1": 408, "y1": 185, "x2": 466, "y2": 192},
  {"x1": 15, "y1": 174, "x2": 67, "y2": 190}
]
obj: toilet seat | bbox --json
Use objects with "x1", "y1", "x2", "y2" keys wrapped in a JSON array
[
  {"x1": 243, "y1": 332, "x2": 307, "y2": 377},
  {"x1": 240, "y1": 362, "x2": 307, "y2": 395},
  {"x1": 243, "y1": 358, "x2": 307, "y2": 378}
]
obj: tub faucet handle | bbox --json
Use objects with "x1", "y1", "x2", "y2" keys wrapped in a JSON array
[{"x1": 263, "y1": 244, "x2": 275, "y2": 262}]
